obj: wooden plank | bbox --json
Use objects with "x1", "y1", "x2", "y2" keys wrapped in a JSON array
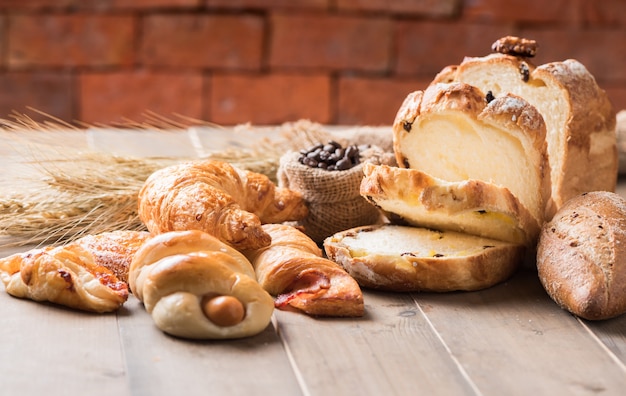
[
  {"x1": 580, "y1": 316, "x2": 626, "y2": 368},
  {"x1": 414, "y1": 269, "x2": 626, "y2": 395},
  {"x1": 0, "y1": 288, "x2": 130, "y2": 396},
  {"x1": 274, "y1": 291, "x2": 476, "y2": 395},
  {"x1": 118, "y1": 296, "x2": 303, "y2": 396}
]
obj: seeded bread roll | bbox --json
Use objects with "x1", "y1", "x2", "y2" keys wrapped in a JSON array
[
  {"x1": 433, "y1": 51, "x2": 617, "y2": 214},
  {"x1": 324, "y1": 224, "x2": 524, "y2": 292},
  {"x1": 537, "y1": 191, "x2": 626, "y2": 320},
  {"x1": 393, "y1": 82, "x2": 551, "y2": 226}
]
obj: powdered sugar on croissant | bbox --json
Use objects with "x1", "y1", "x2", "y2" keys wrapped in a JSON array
[
  {"x1": 137, "y1": 160, "x2": 308, "y2": 250},
  {"x1": 129, "y1": 230, "x2": 274, "y2": 339}
]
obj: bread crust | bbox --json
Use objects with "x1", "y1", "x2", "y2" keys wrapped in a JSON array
[
  {"x1": 324, "y1": 224, "x2": 524, "y2": 292},
  {"x1": 537, "y1": 191, "x2": 626, "y2": 320},
  {"x1": 434, "y1": 54, "x2": 617, "y2": 214},
  {"x1": 361, "y1": 163, "x2": 541, "y2": 245}
]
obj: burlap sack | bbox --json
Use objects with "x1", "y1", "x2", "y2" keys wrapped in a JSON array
[{"x1": 277, "y1": 146, "x2": 394, "y2": 243}]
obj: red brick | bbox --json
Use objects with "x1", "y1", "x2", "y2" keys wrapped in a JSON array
[
  {"x1": 0, "y1": 0, "x2": 76, "y2": 10},
  {"x1": 210, "y1": 73, "x2": 331, "y2": 125},
  {"x1": 0, "y1": 16, "x2": 4, "y2": 66},
  {"x1": 205, "y1": 0, "x2": 327, "y2": 9},
  {"x1": 0, "y1": 72, "x2": 74, "y2": 122},
  {"x1": 603, "y1": 84, "x2": 626, "y2": 113},
  {"x1": 269, "y1": 13, "x2": 391, "y2": 72},
  {"x1": 0, "y1": 0, "x2": 200, "y2": 10},
  {"x1": 395, "y1": 21, "x2": 514, "y2": 76},
  {"x1": 582, "y1": 0, "x2": 626, "y2": 25},
  {"x1": 337, "y1": 0, "x2": 459, "y2": 16},
  {"x1": 79, "y1": 71, "x2": 203, "y2": 124},
  {"x1": 519, "y1": 28, "x2": 626, "y2": 81},
  {"x1": 338, "y1": 76, "x2": 433, "y2": 125},
  {"x1": 141, "y1": 14, "x2": 264, "y2": 70},
  {"x1": 7, "y1": 14, "x2": 135, "y2": 68},
  {"x1": 461, "y1": 0, "x2": 575, "y2": 23}
]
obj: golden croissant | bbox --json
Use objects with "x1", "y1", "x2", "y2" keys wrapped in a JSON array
[
  {"x1": 129, "y1": 229, "x2": 275, "y2": 339},
  {"x1": 244, "y1": 224, "x2": 364, "y2": 317},
  {"x1": 137, "y1": 159, "x2": 309, "y2": 250}
]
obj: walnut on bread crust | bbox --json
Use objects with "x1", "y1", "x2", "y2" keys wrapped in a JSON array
[{"x1": 491, "y1": 36, "x2": 538, "y2": 58}]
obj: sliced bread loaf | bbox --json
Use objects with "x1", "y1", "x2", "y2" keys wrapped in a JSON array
[
  {"x1": 324, "y1": 224, "x2": 524, "y2": 292},
  {"x1": 433, "y1": 52, "x2": 617, "y2": 214},
  {"x1": 393, "y1": 82, "x2": 551, "y2": 227},
  {"x1": 360, "y1": 163, "x2": 540, "y2": 246}
]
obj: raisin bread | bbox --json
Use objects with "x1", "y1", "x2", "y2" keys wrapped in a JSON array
[
  {"x1": 361, "y1": 163, "x2": 540, "y2": 246},
  {"x1": 433, "y1": 50, "x2": 617, "y2": 214},
  {"x1": 393, "y1": 82, "x2": 551, "y2": 230},
  {"x1": 324, "y1": 224, "x2": 524, "y2": 292}
]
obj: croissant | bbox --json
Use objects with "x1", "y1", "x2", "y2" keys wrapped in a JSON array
[
  {"x1": 137, "y1": 160, "x2": 308, "y2": 250},
  {"x1": 0, "y1": 230, "x2": 149, "y2": 313},
  {"x1": 129, "y1": 230, "x2": 275, "y2": 339},
  {"x1": 243, "y1": 224, "x2": 364, "y2": 317}
]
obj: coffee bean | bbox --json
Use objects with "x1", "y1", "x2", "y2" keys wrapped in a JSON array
[{"x1": 297, "y1": 141, "x2": 361, "y2": 171}]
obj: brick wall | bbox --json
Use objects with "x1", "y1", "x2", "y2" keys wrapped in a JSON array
[{"x1": 0, "y1": 0, "x2": 624, "y2": 127}]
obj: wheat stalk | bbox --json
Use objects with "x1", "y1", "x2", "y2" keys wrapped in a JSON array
[{"x1": 0, "y1": 112, "x2": 333, "y2": 248}]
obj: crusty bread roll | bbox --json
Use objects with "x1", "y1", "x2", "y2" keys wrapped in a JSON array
[
  {"x1": 324, "y1": 224, "x2": 524, "y2": 292},
  {"x1": 537, "y1": 191, "x2": 626, "y2": 320},
  {"x1": 433, "y1": 51, "x2": 617, "y2": 214},
  {"x1": 244, "y1": 224, "x2": 364, "y2": 317},
  {"x1": 137, "y1": 159, "x2": 308, "y2": 251},
  {"x1": 129, "y1": 230, "x2": 274, "y2": 339},
  {"x1": 360, "y1": 163, "x2": 540, "y2": 246},
  {"x1": 393, "y1": 82, "x2": 551, "y2": 227}
]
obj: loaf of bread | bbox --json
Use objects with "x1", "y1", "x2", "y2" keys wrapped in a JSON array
[
  {"x1": 537, "y1": 191, "x2": 626, "y2": 320},
  {"x1": 433, "y1": 42, "x2": 617, "y2": 214},
  {"x1": 360, "y1": 163, "x2": 540, "y2": 246},
  {"x1": 324, "y1": 224, "x2": 524, "y2": 292},
  {"x1": 393, "y1": 81, "x2": 551, "y2": 230}
]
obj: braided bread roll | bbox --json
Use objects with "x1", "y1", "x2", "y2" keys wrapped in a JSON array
[
  {"x1": 129, "y1": 230, "x2": 274, "y2": 339},
  {"x1": 137, "y1": 160, "x2": 308, "y2": 251},
  {"x1": 0, "y1": 230, "x2": 149, "y2": 313},
  {"x1": 244, "y1": 224, "x2": 364, "y2": 317}
]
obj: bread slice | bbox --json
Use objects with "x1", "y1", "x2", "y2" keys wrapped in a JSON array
[
  {"x1": 360, "y1": 163, "x2": 540, "y2": 246},
  {"x1": 323, "y1": 224, "x2": 524, "y2": 292},
  {"x1": 393, "y1": 81, "x2": 551, "y2": 226},
  {"x1": 433, "y1": 53, "x2": 617, "y2": 214}
]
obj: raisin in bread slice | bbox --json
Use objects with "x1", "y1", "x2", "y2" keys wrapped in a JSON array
[
  {"x1": 432, "y1": 51, "x2": 617, "y2": 214},
  {"x1": 393, "y1": 82, "x2": 551, "y2": 230},
  {"x1": 324, "y1": 224, "x2": 524, "y2": 292},
  {"x1": 361, "y1": 163, "x2": 540, "y2": 246}
]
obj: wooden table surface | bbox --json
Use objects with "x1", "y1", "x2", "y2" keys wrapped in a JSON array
[{"x1": 1, "y1": 127, "x2": 626, "y2": 396}]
